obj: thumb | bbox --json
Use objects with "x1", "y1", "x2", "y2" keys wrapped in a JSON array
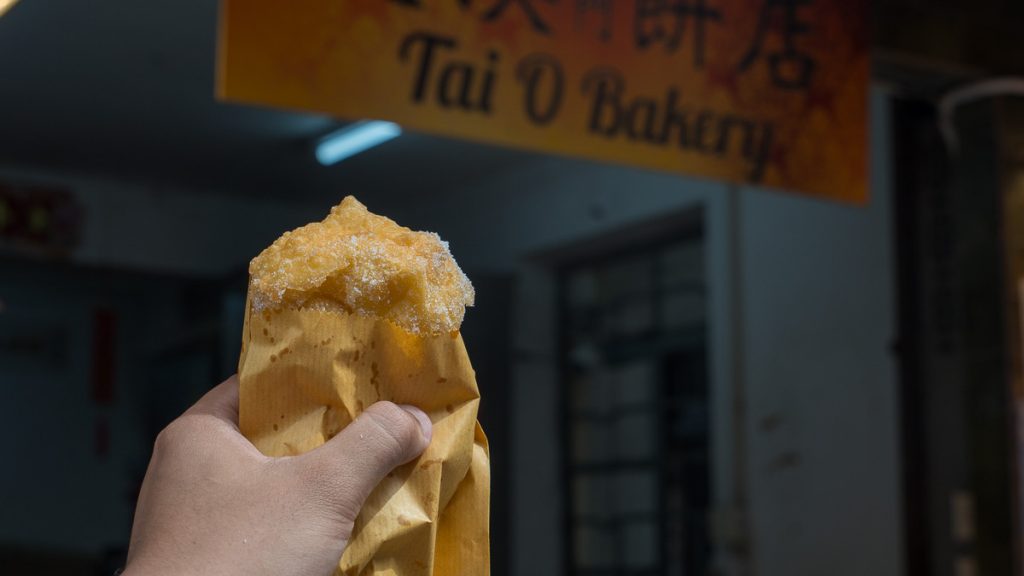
[{"x1": 297, "y1": 402, "x2": 432, "y2": 522}]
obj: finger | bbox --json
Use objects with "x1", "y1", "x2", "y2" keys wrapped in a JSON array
[
  {"x1": 183, "y1": 375, "x2": 240, "y2": 428},
  {"x1": 297, "y1": 402, "x2": 431, "y2": 517}
]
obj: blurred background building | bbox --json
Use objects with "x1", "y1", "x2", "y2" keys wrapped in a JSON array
[{"x1": 2, "y1": 1, "x2": 1024, "y2": 576}]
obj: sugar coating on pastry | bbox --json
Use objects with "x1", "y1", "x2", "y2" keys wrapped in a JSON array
[{"x1": 249, "y1": 196, "x2": 474, "y2": 335}]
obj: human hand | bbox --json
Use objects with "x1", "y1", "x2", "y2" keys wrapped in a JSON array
[{"x1": 122, "y1": 375, "x2": 432, "y2": 576}]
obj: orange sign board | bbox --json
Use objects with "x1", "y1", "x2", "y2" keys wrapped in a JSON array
[{"x1": 218, "y1": 0, "x2": 869, "y2": 202}]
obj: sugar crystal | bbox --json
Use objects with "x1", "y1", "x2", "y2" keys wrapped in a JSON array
[{"x1": 249, "y1": 196, "x2": 474, "y2": 335}]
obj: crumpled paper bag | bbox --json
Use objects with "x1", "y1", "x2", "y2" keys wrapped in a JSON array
[{"x1": 238, "y1": 297, "x2": 490, "y2": 576}]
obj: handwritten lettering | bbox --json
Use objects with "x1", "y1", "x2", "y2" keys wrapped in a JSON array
[
  {"x1": 482, "y1": 0, "x2": 557, "y2": 34},
  {"x1": 738, "y1": 0, "x2": 817, "y2": 90},
  {"x1": 635, "y1": 0, "x2": 723, "y2": 67},
  {"x1": 582, "y1": 68, "x2": 774, "y2": 181},
  {"x1": 516, "y1": 54, "x2": 565, "y2": 124},
  {"x1": 575, "y1": 0, "x2": 614, "y2": 41},
  {"x1": 399, "y1": 32, "x2": 497, "y2": 114}
]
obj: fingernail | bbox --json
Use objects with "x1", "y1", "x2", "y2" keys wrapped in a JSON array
[{"x1": 399, "y1": 405, "x2": 433, "y2": 443}]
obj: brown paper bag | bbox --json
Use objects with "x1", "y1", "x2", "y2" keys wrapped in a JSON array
[{"x1": 238, "y1": 296, "x2": 490, "y2": 576}]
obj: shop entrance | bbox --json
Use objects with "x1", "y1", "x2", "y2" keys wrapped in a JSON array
[{"x1": 557, "y1": 213, "x2": 710, "y2": 576}]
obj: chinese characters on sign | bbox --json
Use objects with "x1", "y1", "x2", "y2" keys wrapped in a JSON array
[
  {"x1": 219, "y1": 0, "x2": 868, "y2": 201},
  {"x1": 738, "y1": 0, "x2": 817, "y2": 90}
]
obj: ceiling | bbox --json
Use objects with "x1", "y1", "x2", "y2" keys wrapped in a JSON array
[{"x1": 0, "y1": 0, "x2": 537, "y2": 201}]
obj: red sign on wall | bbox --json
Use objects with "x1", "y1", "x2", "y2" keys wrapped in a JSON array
[{"x1": 0, "y1": 183, "x2": 82, "y2": 256}]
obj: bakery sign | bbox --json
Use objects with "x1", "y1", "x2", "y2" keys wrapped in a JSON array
[{"x1": 218, "y1": 0, "x2": 869, "y2": 202}]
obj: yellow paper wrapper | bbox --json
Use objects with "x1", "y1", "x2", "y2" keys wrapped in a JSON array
[{"x1": 238, "y1": 296, "x2": 490, "y2": 576}]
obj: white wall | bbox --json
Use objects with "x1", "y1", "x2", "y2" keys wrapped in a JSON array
[{"x1": 740, "y1": 94, "x2": 901, "y2": 576}]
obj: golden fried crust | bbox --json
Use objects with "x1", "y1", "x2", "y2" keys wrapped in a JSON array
[{"x1": 248, "y1": 196, "x2": 474, "y2": 335}]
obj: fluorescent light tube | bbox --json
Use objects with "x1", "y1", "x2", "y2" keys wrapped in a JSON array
[{"x1": 316, "y1": 121, "x2": 402, "y2": 166}]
